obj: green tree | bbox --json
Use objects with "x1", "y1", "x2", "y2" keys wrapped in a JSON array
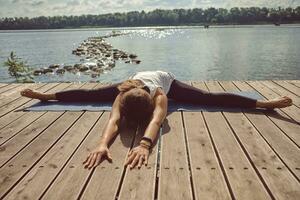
[{"x1": 3, "y1": 52, "x2": 34, "y2": 83}]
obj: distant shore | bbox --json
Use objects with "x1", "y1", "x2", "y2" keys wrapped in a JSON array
[
  {"x1": 0, "y1": 23, "x2": 300, "y2": 32},
  {"x1": 1, "y1": 7, "x2": 300, "y2": 30}
]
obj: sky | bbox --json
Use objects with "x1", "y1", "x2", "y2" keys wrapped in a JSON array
[{"x1": 0, "y1": 0, "x2": 299, "y2": 18}]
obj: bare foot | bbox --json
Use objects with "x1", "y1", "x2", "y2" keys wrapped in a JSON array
[
  {"x1": 20, "y1": 89, "x2": 46, "y2": 100},
  {"x1": 259, "y1": 96, "x2": 293, "y2": 109}
]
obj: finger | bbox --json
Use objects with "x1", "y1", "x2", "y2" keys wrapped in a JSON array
[
  {"x1": 87, "y1": 153, "x2": 97, "y2": 169},
  {"x1": 21, "y1": 89, "x2": 27, "y2": 95},
  {"x1": 128, "y1": 149, "x2": 133, "y2": 156},
  {"x1": 125, "y1": 153, "x2": 136, "y2": 166},
  {"x1": 84, "y1": 153, "x2": 93, "y2": 168},
  {"x1": 82, "y1": 153, "x2": 91, "y2": 164},
  {"x1": 84, "y1": 153, "x2": 94, "y2": 168},
  {"x1": 145, "y1": 155, "x2": 148, "y2": 166},
  {"x1": 130, "y1": 155, "x2": 140, "y2": 169},
  {"x1": 107, "y1": 151, "x2": 113, "y2": 161},
  {"x1": 82, "y1": 157, "x2": 89, "y2": 164},
  {"x1": 125, "y1": 154, "x2": 134, "y2": 166},
  {"x1": 137, "y1": 156, "x2": 144, "y2": 169},
  {"x1": 93, "y1": 153, "x2": 102, "y2": 168}
]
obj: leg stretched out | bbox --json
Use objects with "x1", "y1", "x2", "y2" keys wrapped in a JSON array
[
  {"x1": 167, "y1": 80, "x2": 292, "y2": 109},
  {"x1": 20, "y1": 82, "x2": 121, "y2": 102}
]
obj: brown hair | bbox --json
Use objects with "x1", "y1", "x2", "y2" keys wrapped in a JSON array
[
  {"x1": 118, "y1": 80, "x2": 154, "y2": 124},
  {"x1": 117, "y1": 79, "x2": 144, "y2": 92}
]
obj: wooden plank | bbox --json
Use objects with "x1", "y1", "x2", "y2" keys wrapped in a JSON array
[
  {"x1": 0, "y1": 83, "x2": 46, "y2": 107},
  {"x1": 273, "y1": 80, "x2": 300, "y2": 97},
  {"x1": 0, "y1": 83, "x2": 85, "y2": 147},
  {"x1": 118, "y1": 123, "x2": 158, "y2": 200},
  {"x1": 231, "y1": 80, "x2": 300, "y2": 178},
  {"x1": 183, "y1": 111, "x2": 231, "y2": 199},
  {"x1": 0, "y1": 84, "x2": 20, "y2": 94},
  {"x1": 0, "y1": 83, "x2": 62, "y2": 118},
  {"x1": 222, "y1": 112, "x2": 300, "y2": 200},
  {"x1": 0, "y1": 84, "x2": 35, "y2": 104},
  {"x1": 247, "y1": 81, "x2": 300, "y2": 123},
  {"x1": 287, "y1": 80, "x2": 300, "y2": 88},
  {"x1": 0, "y1": 83, "x2": 59, "y2": 128},
  {"x1": 41, "y1": 82, "x2": 130, "y2": 200},
  {"x1": 0, "y1": 112, "x2": 46, "y2": 144},
  {"x1": 219, "y1": 81, "x2": 300, "y2": 199},
  {"x1": 0, "y1": 83, "x2": 99, "y2": 166},
  {"x1": 0, "y1": 112, "x2": 64, "y2": 166},
  {"x1": 0, "y1": 84, "x2": 71, "y2": 163},
  {"x1": 0, "y1": 111, "x2": 81, "y2": 198},
  {"x1": 3, "y1": 111, "x2": 101, "y2": 200},
  {"x1": 79, "y1": 121, "x2": 136, "y2": 200},
  {"x1": 14, "y1": 83, "x2": 72, "y2": 112},
  {"x1": 0, "y1": 83, "x2": 82, "y2": 130},
  {"x1": 0, "y1": 84, "x2": 43, "y2": 111},
  {"x1": 158, "y1": 112, "x2": 193, "y2": 200},
  {"x1": 245, "y1": 111, "x2": 300, "y2": 179},
  {"x1": 0, "y1": 83, "x2": 8, "y2": 89},
  {"x1": 0, "y1": 83, "x2": 97, "y2": 199},
  {"x1": 194, "y1": 81, "x2": 271, "y2": 200},
  {"x1": 261, "y1": 81, "x2": 300, "y2": 107},
  {"x1": 233, "y1": 81, "x2": 300, "y2": 148},
  {"x1": 41, "y1": 112, "x2": 108, "y2": 200}
]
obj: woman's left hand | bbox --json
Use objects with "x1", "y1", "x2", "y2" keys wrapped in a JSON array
[{"x1": 125, "y1": 145, "x2": 149, "y2": 169}]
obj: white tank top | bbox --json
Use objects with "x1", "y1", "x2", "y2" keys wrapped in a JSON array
[{"x1": 129, "y1": 71, "x2": 176, "y2": 98}]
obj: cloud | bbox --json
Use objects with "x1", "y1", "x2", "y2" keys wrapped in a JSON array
[
  {"x1": 225, "y1": 0, "x2": 299, "y2": 8},
  {"x1": 1, "y1": 0, "x2": 300, "y2": 18},
  {"x1": 30, "y1": 1, "x2": 45, "y2": 6},
  {"x1": 11, "y1": 0, "x2": 21, "y2": 3},
  {"x1": 67, "y1": 0, "x2": 80, "y2": 6}
]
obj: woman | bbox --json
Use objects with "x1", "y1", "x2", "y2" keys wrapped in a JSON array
[{"x1": 20, "y1": 70, "x2": 293, "y2": 170}]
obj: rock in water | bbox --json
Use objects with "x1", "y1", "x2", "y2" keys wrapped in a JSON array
[
  {"x1": 129, "y1": 54, "x2": 137, "y2": 59},
  {"x1": 97, "y1": 62, "x2": 104, "y2": 67},
  {"x1": 90, "y1": 66, "x2": 103, "y2": 73},
  {"x1": 108, "y1": 62, "x2": 115, "y2": 68},
  {"x1": 84, "y1": 62, "x2": 97, "y2": 69},
  {"x1": 63, "y1": 65, "x2": 73, "y2": 71},
  {"x1": 74, "y1": 64, "x2": 82, "y2": 69},
  {"x1": 79, "y1": 65, "x2": 89, "y2": 72},
  {"x1": 72, "y1": 33, "x2": 141, "y2": 74},
  {"x1": 91, "y1": 73, "x2": 100, "y2": 78},
  {"x1": 132, "y1": 59, "x2": 141, "y2": 64},
  {"x1": 49, "y1": 64, "x2": 60, "y2": 69},
  {"x1": 121, "y1": 54, "x2": 128, "y2": 59},
  {"x1": 43, "y1": 68, "x2": 54, "y2": 74},
  {"x1": 56, "y1": 69, "x2": 66, "y2": 74},
  {"x1": 33, "y1": 69, "x2": 43, "y2": 76}
]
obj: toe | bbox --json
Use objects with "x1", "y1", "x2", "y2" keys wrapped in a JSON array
[
  {"x1": 21, "y1": 89, "x2": 33, "y2": 96},
  {"x1": 283, "y1": 99, "x2": 290, "y2": 103}
]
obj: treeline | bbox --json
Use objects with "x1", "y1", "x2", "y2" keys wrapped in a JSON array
[{"x1": 1, "y1": 7, "x2": 300, "y2": 30}]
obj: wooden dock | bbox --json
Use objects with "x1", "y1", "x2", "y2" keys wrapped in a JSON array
[{"x1": 0, "y1": 80, "x2": 299, "y2": 200}]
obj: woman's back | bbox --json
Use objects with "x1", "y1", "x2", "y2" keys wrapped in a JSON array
[{"x1": 129, "y1": 70, "x2": 175, "y2": 98}]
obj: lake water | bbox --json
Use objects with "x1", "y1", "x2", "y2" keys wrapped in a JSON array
[{"x1": 0, "y1": 25, "x2": 299, "y2": 83}]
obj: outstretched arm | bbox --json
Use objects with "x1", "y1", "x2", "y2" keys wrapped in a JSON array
[
  {"x1": 83, "y1": 94, "x2": 122, "y2": 169},
  {"x1": 98, "y1": 94, "x2": 122, "y2": 146},
  {"x1": 142, "y1": 93, "x2": 167, "y2": 143},
  {"x1": 125, "y1": 92, "x2": 168, "y2": 169}
]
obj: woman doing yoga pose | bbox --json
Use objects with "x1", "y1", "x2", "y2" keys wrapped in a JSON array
[{"x1": 20, "y1": 71, "x2": 293, "y2": 170}]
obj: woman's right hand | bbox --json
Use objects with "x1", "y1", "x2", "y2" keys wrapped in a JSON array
[{"x1": 83, "y1": 145, "x2": 112, "y2": 170}]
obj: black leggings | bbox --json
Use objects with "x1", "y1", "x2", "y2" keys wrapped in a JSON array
[{"x1": 55, "y1": 80, "x2": 257, "y2": 108}]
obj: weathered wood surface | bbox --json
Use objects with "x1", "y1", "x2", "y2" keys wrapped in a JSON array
[{"x1": 0, "y1": 81, "x2": 299, "y2": 200}]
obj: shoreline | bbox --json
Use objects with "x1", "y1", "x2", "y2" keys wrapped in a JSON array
[{"x1": 1, "y1": 22, "x2": 300, "y2": 32}]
